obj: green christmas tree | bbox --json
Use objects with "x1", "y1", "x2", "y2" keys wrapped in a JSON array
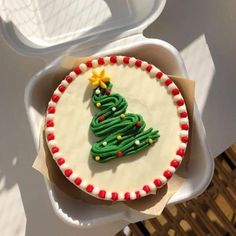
[{"x1": 88, "y1": 69, "x2": 160, "y2": 163}]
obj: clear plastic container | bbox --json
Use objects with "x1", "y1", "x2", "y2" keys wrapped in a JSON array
[{"x1": 1, "y1": 0, "x2": 214, "y2": 228}]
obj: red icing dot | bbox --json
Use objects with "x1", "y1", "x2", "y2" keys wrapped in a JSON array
[
  {"x1": 110, "y1": 55, "x2": 117, "y2": 63},
  {"x1": 181, "y1": 123, "x2": 189, "y2": 130},
  {"x1": 135, "y1": 121, "x2": 142, "y2": 127},
  {"x1": 86, "y1": 185, "x2": 94, "y2": 193},
  {"x1": 123, "y1": 56, "x2": 130, "y2": 64},
  {"x1": 74, "y1": 177, "x2": 82, "y2": 185},
  {"x1": 164, "y1": 170, "x2": 172, "y2": 179},
  {"x1": 65, "y1": 169, "x2": 72, "y2": 177},
  {"x1": 47, "y1": 133, "x2": 55, "y2": 141},
  {"x1": 156, "y1": 72, "x2": 163, "y2": 79},
  {"x1": 135, "y1": 191, "x2": 141, "y2": 199},
  {"x1": 48, "y1": 106, "x2": 55, "y2": 114},
  {"x1": 181, "y1": 136, "x2": 189, "y2": 143},
  {"x1": 165, "y1": 78, "x2": 173, "y2": 86},
  {"x1": 154, "y1": 179, "x2": 162, "y2": 187},
  {"x1": 171, "y1": 160, "x2": 179, "y2": 168},
  {"x1": 52, "y1": 94, "x2": 59, "y2": 102},
  {"x1": 73, "y1": 66, "x2": 81, "y2": 75},
  {"x1": 66, "y1": 75, "x2": 73, "y2": 83},
  {"x1": 176, "y1": 148, "x2": 185, "y2": 156},
  {"x1": 105, "y1": 89, "x2": 111, "y2": 95},
  {"x1": 57, "y1": 158, "x2": 65, "y2": 166},
  {"x1": 111, "y1": 192, "x2": 118, "y2": 201},
  {"x1": 86, "y1": 61, "x2": 93, "y2": 68},
  {"x1": 143, "y1": 185, "x2": 151, "y2": 193},
  {"x1": 98, "y1": 115, "x2": 105, "y2": 121},
  {"x1": 51, "y1": 146, "x2": 59, "y2": 154},
  {"x1": 172, "y1": 88, "x2": 180, "y2": 96},
  {"x1": 124, "y1": 192, "x2": 130, "y2": 200},
  {"x1": 59, "y1": 85, "x2": 66, "y2": 92},
  {"x1": 146, "y1": 65, "x2": 152, "y2": 72},
  {"x1": 46, "y1": 120, "x2": 54, "y2": 127},
  {"x1": 177, "y1": 99, "x2": 185, "y2": 106},
  {"x1": 135, "y1": 60, "x2": 142, "y2": 67},
  {"x1": 180, "y1": 111, "x2": 188, "y2": 118},
  {"x1": 117, "y1": 151, "x2": 123, "y2": 157},
  {"x1": 98, "y1": 190, "x2": 106, "y2": 198},
  {"x1": 98, "y1": 57, "x2": 105, "y2": 65}
]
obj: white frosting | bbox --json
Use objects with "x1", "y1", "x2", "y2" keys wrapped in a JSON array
[
  {"x1": 149, "y1": 68, "x2": 158, "y2": 78},
  {"x1": 59, "y1": 163, "x2": 68, "y2": 171},
  {"x1": 141, "y1": 61, "x2": 148, "y2": 70},
  {"x1": 61, "y1": 80, "x2": 69, "y2": 87},
  {"x1": 104, "y1": 57, "x2": 110, "y2": 64},
  {"x1": 80, "y1": 180, "x2": 88, "y2": 189},
  {"x1": 95, "y1": 89, "x2": 101, "y2": 94},
  {"x1": 180, "y1": 118, "x2": 189, "y2": 125},
  {"x1": 69, "y1": 71, "x2": 77, "y2": 79},
  {"x1": 180, "y1": 130, "x2": 189, "y2": 137},
  {"x1": 48, "y1": 101, "x2": 56, "y2": 107},
  {"x1": 167, "y1": 83, "x2": 177, "y2": 92},
  {"x1": 179, "y1": 143, "x2": 187, "y2": 149},
  {"x1": 130, "y1": 192, "x2": 136, "y2": 200},
  {"x1": 118, "y1": 193, "x2": 124, "y2": 201},
  {"x1": 46, "y1": 114, "x2": 55, "y2": 120},
  {"x1": 53, "y1": 90, "x2": 62, "y2": 97},
  {"x1": 105, "y1": 192, "x2": 112, "y2": 199},
  {"x1": 92, "y1": 60, "x2": 98, "y2": 67},
  {"x1": 93, "y1": 187, "x2": 99, "y2": 195},
  {"x1": 79, "y1": 63, "x2": 87, "y2": 72},
  {"x1": 47, "y1": 140, "x2": 57, "y2": 148},
  {"x1": 140, "y1": 190, "x2": 146, "y2": 197},
  {"x1": 69, "y1": 173, "x2": 77, "y2": 181},
  {"x1": 129, "y1": 57, "x2": 136, "y2": 66},
  {"x1": 53, "y1": 152, "x2": 61, "y2": 159},
  {"x1": 49, "y1": 59, "x2": 186, "y2": 197},
  {"x1": 45, "y1": 127, "x2": 55, "y2": 134},
  {"x1": 160, "y1": 74, "x2": 168, "y2": 84},
  {"x1": 149, "y1": 182, "x2": 156, "y2": 191},
  {"x1": 168, "y1": 166, "x2": 176, "y2": 173},
  {"x1": 173, "y1": 94, "x2": 183, "y2": 102},
  {"x1": 178, "y1": 105, "x2": 187, "y2": 113},
  {"x1": 58, "y1": 161, "x2": 65, "y2": 167},
  {"x1": 116, "y1": 56, "x2": 123, "y2": 64},
  {"x1": 159, "y1": 176, "x2": 167, "y2": 184},
  {"x1": 175, "y1": 155, "x2": 183, "y2": 161},
  {"x1": 135, "y1": 140, "x2": 140, "y2": 146}
]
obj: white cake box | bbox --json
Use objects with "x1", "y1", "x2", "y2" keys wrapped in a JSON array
[{"x1": 0, "y1": 0, "x2": 214, "y2": 228}]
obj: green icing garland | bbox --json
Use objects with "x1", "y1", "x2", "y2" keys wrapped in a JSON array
[{"x1": 90, "y1": 79, "x2": 160, "y2": 163}]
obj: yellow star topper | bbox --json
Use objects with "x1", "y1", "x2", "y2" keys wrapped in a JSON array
[{"x1": 88, "y1": 69, "x2": 110, "y2": 89}]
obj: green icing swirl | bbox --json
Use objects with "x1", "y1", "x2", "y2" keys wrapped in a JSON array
[{"x1": 90, "y1": 82, "x2": 160, "y2": 163}]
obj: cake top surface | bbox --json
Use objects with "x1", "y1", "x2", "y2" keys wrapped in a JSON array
[{"x1": 45, "y1": 56, "x2": 189, "y2": 201}]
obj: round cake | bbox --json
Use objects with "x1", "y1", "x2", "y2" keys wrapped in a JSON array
[{"x1": 45, "y1": 56, "x2": 189, "y2": 201}]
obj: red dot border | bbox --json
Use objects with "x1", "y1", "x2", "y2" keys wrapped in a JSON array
[{"x1": 45, "y1": 55, "x2": 189, "y2": 201}]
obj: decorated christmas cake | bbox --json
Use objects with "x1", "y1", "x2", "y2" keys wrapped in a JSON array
[{"x1": 45, "y1": 56, "x2": 189, "y2": 201}]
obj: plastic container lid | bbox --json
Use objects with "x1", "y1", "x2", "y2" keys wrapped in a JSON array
[
  {"x1": 19, "y1": 0, "x2": 214, "y2": 227},
  {"x1": 0, "y1": 0, "x2": 166, "y2": 49}
]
